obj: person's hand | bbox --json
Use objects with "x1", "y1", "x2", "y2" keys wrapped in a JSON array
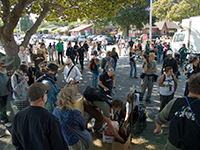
[
  {"x1": 118, "y1": 137, "x2": 125, "y2": 143},
  {"x1": 112, "y1": 86, "x2": 115, "y2": 89},
  {"x1": 23, "y1": 77, "x2": 29, "y2": 82},
  {"x1": 143, "y1": 58, "x2": 147, "y2": 63},
  {"x1": 104, "y1": 88, "x2": 109, "y2": 91},
  {"x1": 185, "y1": 70, "x2": 189, "y2": 75},
  {"x1": 154, "y1": 128, "x2": 161, "y2": 135},
  {"x1": 73, "y1": 79, "x2": 77, "y2": 83}
]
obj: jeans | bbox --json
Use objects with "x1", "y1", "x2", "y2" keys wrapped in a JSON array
[
  {"x1": 0, "y1": 95, "x2": 8, "y2": 121},
  {"x1": 184, "y1": 82, "x2": 189, "y2": 96},
  {"x1": 157, "y1": 53, "x2": 163, "y2": 64},
  {"x1": 179, "y1": 55, "x2": 186, "y2": 67},
  {"x1": 114, "y1": 61, "x2": 117, "y2": 71},
  {"x1": 92, "y1": 73, "x2": 98, "y2": 87},
  {"x1": 130, "y1": 62, "x2": 137, "y2": 77},
  {"x1": 49, "y1": 53, "x2": 54, "y2": 61},
  {"x1": 79, "y1": 57, "x2": 84, "y2": 70},
  {"x1": 58, "y1": 52, "x2": 64, "y2": 65}
]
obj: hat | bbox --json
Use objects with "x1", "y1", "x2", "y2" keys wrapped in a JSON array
[
  {"x1": 167, "y1": 50, "x2": 173, "y2": 55},
  {"x1": 46, "y1": 63, "x2": 58, "y2": 73},
  {"x1": 148, "y1": 52, "x2": 156, "y2": 57},
  {"x1": 93, "y1": 50, "x2": 98, "y2": 55},
  {"x1": 19, "y1": 64, "x2": 28, "y2": 73},
  {"x1": 26, "y1": 82, "x2": 51, "y2": 101}
]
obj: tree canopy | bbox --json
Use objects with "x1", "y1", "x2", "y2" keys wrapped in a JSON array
[
  {"x1": 152, "y1": 0, "x2": 200, "y2": 21},
  {"x1": 20, "y1": 14, "x2": 34, "y2": 33}
]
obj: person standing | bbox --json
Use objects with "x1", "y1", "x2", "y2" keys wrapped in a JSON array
[
  {"x1": 101, "y1": 51, "x2": 115, "y2": 73},
  {"x1": 90, "y1": 51, "x2": 100, "y2": 87},
  {"x1": 0, "y1": 62, "x2": 11, "y2": 127},
  {"x1": 128, "y1": 38, "x2": 134, "y2": 48},
  {"x1": 12, "y1": 82, "x2": 69, "y2": 150},
  {"x1": 53, "y1": 42, "x2": 57, "y2": 61},
  {"x1": 158, "y1": 67, "x2": 177, "y2": 111},
  {"x1": 33, "y1": 48, "x2": 45, "y2": 71},
  {"x1": 37, "y1": 63, "x2": 59, "y2": 113},
  {"x1": 66, "y1": 42, "x2": 76, "y2": 64},
  {"x1": 129, "y1": 48, "x2": 138, "y2": 79},
  {"x1": 40, "y1": 43, "x2": 48, "y2": 63},
  {"x1": 18, "y1": 46, "x2": 29, "y2": 66},
  {"x1": 83, "y1": 41, "x2": 89, "y2": 60},
  {"x1": 161, "y1": 50, "x2": 178, "y2": 76},
  {"x1": 47, "y1": 43, "x2": 54, "y2": 61},
  {"x1": 53, "y1": 86, "x2": 89, "y2": 150},
  {"x1": 118, "y1": 39, "x2": 122, "y2": 56},
  {"x1": 111, "y1": 47, "x2": 119, "y2": 71},
  {"x1": 78, "y1": 42, "x2": 85, "y2": 71},
  {"x1": 11, "y1": 64, "x2": 29, "y2": 110},
  {"x1": 140, "y1": 53, "x2": 157, "y2": 103},
  {"x1": 179, "y1": 44, "x2": 188, "y2": 68},
  {"x1": 145, "y1": 40, "x2": 151, "y2": 55},
  {"x1": 154, "y1": 73, "x2": 200, "y2": 150},
  {"x1": 97, "y1": 41, "x2": 101, "y2": 57},
  {"x1": 157, "y1": 43, "x2": 164, "y2": 64},
  {"x1": 74, "y1": 42, "x2": 79, "y2": 64},
  {"x1": 56, "y1": 38, "x2": 64, "y2": 65}
]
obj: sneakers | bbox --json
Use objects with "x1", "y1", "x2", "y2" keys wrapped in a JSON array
[{"x1": 134, "y1": 77, "x2": 138, "y2": 79}]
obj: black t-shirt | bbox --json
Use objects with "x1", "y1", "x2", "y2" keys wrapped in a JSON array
[
  {"x1": 12, "y1": 106, "x2": 69, "y2": 150},
  {"x1": 99, "y1": 72, "x2": 113, "y2": 91},
  {"x1": 163, "y1": 57, "x2": 178, "y2": 73},
  {"x1": 129, "y1": 52, "x2": 136, "y2": 62},
  {"x1": 78, "y1": 46, "x2": 85, "y2": 58}
]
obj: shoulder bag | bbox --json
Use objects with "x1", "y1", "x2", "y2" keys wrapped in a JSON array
[{"x1": 59, "y1": 110, "x2": 93, "y2": 149}]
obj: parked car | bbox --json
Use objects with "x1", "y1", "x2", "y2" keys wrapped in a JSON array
[
  {"x1": 105, "y1": 37, "x2": 115, "y2": 45},
  {"x1": 78, "y1": 35, "x2": 86, "y2": 42},
  {"x1": 68, "y1": 36, "x2": 78, "y2": 42}
]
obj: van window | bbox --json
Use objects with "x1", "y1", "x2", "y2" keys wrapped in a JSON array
[{"x1": 174, "y1": 34, "x2": 185, "y2": 42}]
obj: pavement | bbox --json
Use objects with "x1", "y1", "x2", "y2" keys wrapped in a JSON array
[{"x1": 0, "y1": 47, "x2": 187, "y2": 150}]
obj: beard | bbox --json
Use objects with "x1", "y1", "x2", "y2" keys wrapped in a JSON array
[{"x1": 0, "y1": 68, "x2": 7, "y2": 74}]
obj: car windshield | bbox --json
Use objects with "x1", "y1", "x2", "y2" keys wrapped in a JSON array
[{"x1": 174, "y1": 34, "x2": 185, "y2": 42}]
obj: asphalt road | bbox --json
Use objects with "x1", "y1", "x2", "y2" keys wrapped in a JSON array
[{"x1": 0, "y1": 46, "x2": 187, "y2": 150}]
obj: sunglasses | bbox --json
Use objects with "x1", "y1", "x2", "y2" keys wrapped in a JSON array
[
  {"x1": 1, "y1": 66, "x2": 6, "y2": 68},
  {"x1": 66, "y1": 63, "x2": 71, "y2": 66}
]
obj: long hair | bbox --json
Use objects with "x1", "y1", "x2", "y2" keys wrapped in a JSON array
[{"x1": 57, "y1": 85, "x2": 77, "y2": 111}]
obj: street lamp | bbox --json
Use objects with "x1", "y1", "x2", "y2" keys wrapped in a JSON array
[{"x1": 149, "y1": 0, "x2": 152, "y2": 43}]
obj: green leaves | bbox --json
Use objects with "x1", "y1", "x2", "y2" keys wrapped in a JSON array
[{"x1": 152, "y1": 0, "x2": 200, "y2": 21}]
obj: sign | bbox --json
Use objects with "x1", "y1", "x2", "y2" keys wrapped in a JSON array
[
  {"x1": 85, "y1": 30, "x2": 89, "y2": 36},
  {"x1": 143, "y1": 34, "x2": 147, "y2": 41}
]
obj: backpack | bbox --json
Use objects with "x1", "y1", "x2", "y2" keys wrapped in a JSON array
[
  {"x1": 104, "y1": 57, "x2": 114, "y2": 71},
  {"x1": 6, "y1": 74, "x2": 19, "y2": 93},
  {"x1": 163, "y1": 74, "x2": 174, "y2": 83},
  {"x1": 83, "y1": 86, "x2": 112, "y2": 106},
  {"x1": 88, "y1": 58, "x2": 97, "y2": 70}
]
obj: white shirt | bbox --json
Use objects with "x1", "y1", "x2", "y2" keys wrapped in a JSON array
[
  {"x1": 126, "y1": 93, "x2": 140, "y2": 114},
  {"x1": 159, "y1": 74, "x2": 175, "y2": 96},
  {"x1": 18, "y1": 51, "x2": 29, "y2": 66},
  {"x1": 63, "y1": 64, "x2": 82, "y2": 83}
]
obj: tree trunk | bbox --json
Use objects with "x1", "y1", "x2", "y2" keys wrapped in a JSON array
[{"x1": 124, "y1": 26, "x2": 129, "y2": 37}]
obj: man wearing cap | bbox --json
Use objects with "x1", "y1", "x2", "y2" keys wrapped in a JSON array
[
  {"x1": 37, "y1": 63, "x2": 59, "y2": 112},
  {"x1": 11, "y1": 64, "x2": 29, "y2": 110},
  {"x1": 90, "y1": 51, "x2": 100, "y2": 87},
  {"x1": 161, "y1": 50, "x2": 178, "y2": 76},
  {"x1": 12, "y1": 82, "x2": 69, "y2": 150},
  {"x1": 140, "y1": 52, "x2": 157, "y2": 103}
]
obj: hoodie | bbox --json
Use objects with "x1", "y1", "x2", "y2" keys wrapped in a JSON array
[{"x1": 11, "y1": 70, "x2": 29, "y2": 101}]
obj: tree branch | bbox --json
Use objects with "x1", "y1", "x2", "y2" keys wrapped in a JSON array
[
  {"x1": 49, "y1": 3, "x2": 65, "y2": 15},
  {"x1": 2, "y1": 0, "x2": 10, "y2": 25},
  {"x1": 21, "y1": 2, "x2": 50, "y2": 47}
]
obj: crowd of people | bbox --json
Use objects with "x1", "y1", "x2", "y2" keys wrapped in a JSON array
[{"x1": 1, "y1": 35, "x2": 200, "y2": 150}]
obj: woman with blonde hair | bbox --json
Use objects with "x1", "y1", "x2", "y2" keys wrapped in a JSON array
[{"x1": 53, "y1": 86, "x2": 88, "y2": 150}]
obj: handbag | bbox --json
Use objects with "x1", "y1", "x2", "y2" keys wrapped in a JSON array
[
  {"x1": 140, "y1": 73, "x2": 145, "y2": 79},
  {"x1": 59, "y1": 110, "x2": 93, "y2": 149}
]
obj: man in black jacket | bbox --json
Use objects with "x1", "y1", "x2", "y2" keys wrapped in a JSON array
[{"x1": 78, "y1": 42, "x2": 85, "y2": 71}]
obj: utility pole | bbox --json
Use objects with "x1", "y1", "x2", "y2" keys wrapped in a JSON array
[{"x1": 149, "y1": 0, "x2": 152, "y2": 43}]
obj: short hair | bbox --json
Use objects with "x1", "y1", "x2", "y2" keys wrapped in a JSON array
[
  {"x1": 165, "y1": 66, "x2": 173, "y2": 73},
  {"x1": 111, "y1": 98, "x2": 124, "y2": 109},
  {"x1": 0, "y1": 61, "x2": 5, "y2": 65},
  {"x1": 126, "y1": 92, "x2": 137, "y2": 101},
  {"x1": 57, "y1": 85, "x2": 77, "y2": 111},
  {"x1": 106, "y1": 51, "x2": 112, "y2": 57},
  {"x1": 65, "y1": 58, "x2": 73, "y2": 64},
  {"x1": 188, "y1": 73, "x2": 200, "y2": 95}
]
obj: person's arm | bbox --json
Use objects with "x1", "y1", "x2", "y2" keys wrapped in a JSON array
[
  {"x1": 158, "y1": 76, "x2": 165, "y2": 87},
  {"x1": 147, "y1": 69, "x2": 157, "y2": 73},
  {"x1": 98, "y1": 80, "x2": 109, "y2": 91},
  {"x1": 11, "y1": 75, "x2": 28, "y2": 92},
  {"x1": 174, "y1": 75, "x2": 177, "y2": 93},
  {"x1": 101, "y1": 58, "x2": 106, "y2": 69},
  {"x1": 104, "y1": 116, "x2": 124, "y2": 143},
  {"x1": 143, "y1": 61, "x2": 147, "y2": 72},
  {"x1": 154, "y1": 98, "x2": 176, "y2": 134},
  {"x1": 74, "y1": 67, "x2": 82, "y2": 82}
]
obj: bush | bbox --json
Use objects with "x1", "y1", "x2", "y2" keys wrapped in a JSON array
[
  {"x1": 51, "y1": 27, "x2": 57, "y2": 31},
  {"x1": 43, "y1": 29, "x2": 49, "y2": 34},
  {"x1": 37, "y1": 29, "x2": 43, "y2": 34},
  {"x1": 168, "y1": 30, "x2": 175, "y2": 36}
]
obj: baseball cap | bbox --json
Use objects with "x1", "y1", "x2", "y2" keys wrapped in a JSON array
[
  {"x1": 93, "y1": 50, "x2": 98, "y2": 55},
  {"x1": 19, "y1": 64, "x2": 28, "y2": 73},
  {"x1": 167, "y1": 50, "x2": 173, "y2": 55},
  {"x1": 26, "y1": 82, "x2": 51, "y2": 101}
]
